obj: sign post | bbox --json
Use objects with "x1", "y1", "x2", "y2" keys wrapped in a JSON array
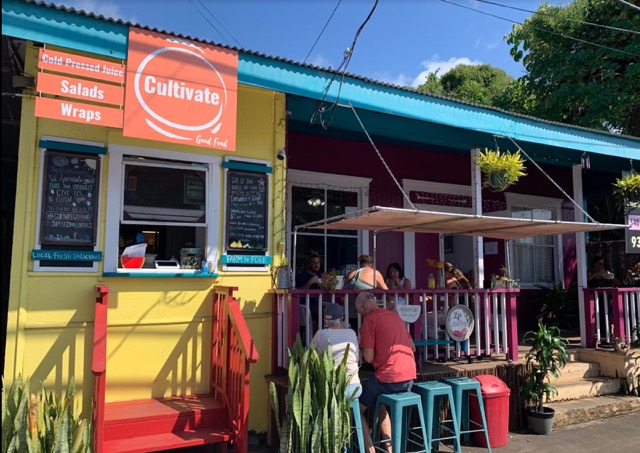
[{"x1": 625, "y1": 208, "x2": 640, "y2": 254}]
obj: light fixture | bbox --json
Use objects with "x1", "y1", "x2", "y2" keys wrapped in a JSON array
[
  {"x1": 307, "y1": 197, "x2": 325, "y2": 207},
  {"x1": 581, "y1": 153, "x2": 590, "y2": 169},
  {"x1": 277, "y1": 148, "x2": 286, "y2": 160}
]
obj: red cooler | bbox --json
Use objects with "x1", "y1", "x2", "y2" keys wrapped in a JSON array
[{"x1": 469, "y1": 375, "x2": 510, "y2": 448}]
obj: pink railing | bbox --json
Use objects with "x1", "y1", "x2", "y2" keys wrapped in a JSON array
[
  {"x1": 583, "y1": 287, "x2": 640, "y2": 348},
  {"x1": 272, "y1": 287, "x2": 519, "y2": 370},
  {"x1": 211, "y1": 286, "x2": 260, "y2": 453}
]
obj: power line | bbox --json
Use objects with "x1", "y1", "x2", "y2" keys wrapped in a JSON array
[
  {"x1": 474, "y1": 0, "x2": 639, "y2": 35},
  {"x1": 304, "y1": 0, "x2": 343, "y2": 64},
  {"x1": 311, "y1": 0, "x2": 379, "y2": 129},
  {"x1": 440, "y1": 0, "x2": 640, "y2": 58},
  {"x1": 189, "y1": 0, "x2": 243, "y2": 48},
  {"x1": 614, "y1": 0, "x2": 640, "y2": 13}
]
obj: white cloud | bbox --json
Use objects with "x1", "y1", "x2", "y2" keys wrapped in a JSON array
[
  {"x1": 409, "y1": 56, "x2": 483, "y2": 87},
  {"x1": 59, "y1": 0, "x2": 136, "y2": 23},
  {"x1": 307, "y1": 55, "x2": 332, "y2": 69}
]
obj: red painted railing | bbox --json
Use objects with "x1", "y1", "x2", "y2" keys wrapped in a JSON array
[
  {"x1": 583, "y1": 287, "x2": 640, "y2": 348},
  {"x1": 92, "y1": 285, "x2": 109, "y2": 453},
  {"x1": 272, "y1": 287, "x2": 519, "y2": 371},
  {"x1": 211, "y1": 286, "x2": 260, "y2": 453}
]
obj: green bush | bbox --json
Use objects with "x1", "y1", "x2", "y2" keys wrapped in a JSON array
[
  {"x1": 269, "y1": 335, "x2": 355, "y2": 453},
  {"x1": 2, "y1": 375, "x2": 92, "y2": 453}
]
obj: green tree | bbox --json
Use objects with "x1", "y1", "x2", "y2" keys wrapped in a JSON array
[
  {"x1": 418, "y1": 64, "x2": 513, "y2": 106},
  {"x1": 503, "y1": 0, "x2": 640, "y2": 136}
]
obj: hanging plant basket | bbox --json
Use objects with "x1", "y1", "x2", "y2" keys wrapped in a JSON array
[
  {"x1": 486, "y1": 171, "x2": 512, "y2": 192},
  {"x1": 613, "y1": 172, "x2": 640, "y2": 205},
  {"x1": 475, "y1": 148, "x2": 527, "y2": 192}
]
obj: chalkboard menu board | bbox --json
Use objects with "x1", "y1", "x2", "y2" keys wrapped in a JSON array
[
  {"x1": 40, "y1": 151, "x2": 100, "y2": 245},
  {"x1": 226, "y1": 170, "x2": 268, "y2": 251}
]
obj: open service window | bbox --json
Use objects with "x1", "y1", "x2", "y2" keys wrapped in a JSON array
[
  {"x1": 104, "y1": 145, "x2": 220, "y2": 275},
  {"x1": 33, "y1": 137, "x2": 104, "y2": 272}
]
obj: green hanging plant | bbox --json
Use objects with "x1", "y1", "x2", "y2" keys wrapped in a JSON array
[
  {"x1": 613, "y1": 172, "x2": 640, "y2": 204},
  {"x1": 475, "y1": 147, "x2": 527, "y2": 191}
]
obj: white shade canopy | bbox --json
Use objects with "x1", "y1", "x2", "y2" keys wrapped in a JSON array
[{"x1": 304, "y1": 206, "x2": 626, "y2": 240}]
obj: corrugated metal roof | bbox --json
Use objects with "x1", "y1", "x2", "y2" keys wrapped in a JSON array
[{"x1": 22, "y1": 1, "x2": 639, "y2": 144}]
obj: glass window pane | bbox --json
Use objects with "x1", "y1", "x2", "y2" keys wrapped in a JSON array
[
  {"x1": 327, "y1": 189, "x2": 358, "y2": 236},
  {"x1": 293, "y1": 234, "x2": 325, "y2": 276},
  {"x1": 292, "y1": 187, "x2": 325, "y2": 230},
  {"x1": 326, "y1": 236, "x2": 358, "y2": 271}
]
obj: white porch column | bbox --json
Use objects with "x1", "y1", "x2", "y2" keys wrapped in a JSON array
[
  {"x1": 471, "y1": 148, "x2": 484, "y2": 288},
  {"x1": 573, "y1": 164, "x2": 588, "y2": 347}
]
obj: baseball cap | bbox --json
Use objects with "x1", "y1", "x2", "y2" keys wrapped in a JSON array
[{"x1": 324, "y1": 303, "x2": 343, "y2": 320}]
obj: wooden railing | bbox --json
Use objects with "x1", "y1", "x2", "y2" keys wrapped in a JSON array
[
  {"x1": 272, "y1": 287, "x2": 519, "y2": 371},
  {"x1": 92, "y1": 285, "x2": 109, "y2": 453},
  {"x1": 211, "y1": 286, "x2": 260, "y2": 453},
  {"x1": 583, "y1": 287, "x2": 640, "y2": 348}
]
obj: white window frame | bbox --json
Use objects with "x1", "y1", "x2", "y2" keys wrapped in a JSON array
[
  {"x1": 221, "y1": 156, "x2": 272, "y2": 272},
  {"x1": 34, "y1": 136, "x2": 104, "y2": 273},
  {"x1": 287, "y1": 170, "x2": 371, "y2": 268},
  {"x1": 505, "y1": 192, "x2": 564, "y2": 288},
  {"x1": 104, "y1": 144, "x2": 220, "y2": 274},
  {"x1": 402, "y1": 179, "x2": 473, "y2": 286}
]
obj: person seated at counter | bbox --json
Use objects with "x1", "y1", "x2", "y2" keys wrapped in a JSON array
[
  {"x1": 296, "y1": 252, "x2": 323, "y2": 290},
  {"x1": 587, "y1": 256, "x2": 620, "y2": 288},
  {"x1": 343, "y1": 255, "x2": 388, "y2": 291},
  {"x1": 385, "y1": 262, "x2": 412, "y2": 309}
]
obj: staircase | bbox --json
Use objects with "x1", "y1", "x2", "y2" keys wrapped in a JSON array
[
  {"x1": 103, "y1": 395, "x2": 230, "y2": 453},
  {"x1": 93, "y1": 285, "x2": 259, "y2": 453},
  {"x1": 547, "y1": 348, "x2": 640, "y2": 427}
]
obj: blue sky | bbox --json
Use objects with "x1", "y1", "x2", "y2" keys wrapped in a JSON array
[{"x1": 56, "y1": 0, "x2": 571, "y2": 86}]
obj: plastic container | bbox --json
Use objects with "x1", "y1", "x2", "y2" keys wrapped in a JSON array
[
  {"x1": 180, "y1": 247, "x2": 203, "y2": 269},
  {"x1": 121, "y1": 243, "x2": 147, "y2": 269},
  {"x1": 469, "y1": 375, "x2": 510, "y2": 448}
]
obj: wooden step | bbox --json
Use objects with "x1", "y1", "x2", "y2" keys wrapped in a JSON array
[
  {"x1": 551, "y1": 377, "x2": 621, "y2": 401},
  {"x1": 104, "y1": 394, "x2": 230, "y2": 449},
  {"x1": 552, "y1": 360, "x2": 601, "y2": 383},
  {"x1": 104, "y1": 430, "x2": 230, "y2": 453}
]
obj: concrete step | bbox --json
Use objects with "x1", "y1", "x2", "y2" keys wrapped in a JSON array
[
  {"x1": 551, "y1": 377, "x2": 621, "y2": 401},
  {"x1": 552, "y1": 361, "x2": 601, "y2": 383},
  {"x1": 547, "y1": 395, "x2": 640, "y2": 428}
]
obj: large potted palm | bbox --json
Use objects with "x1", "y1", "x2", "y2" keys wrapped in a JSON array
[{"x1": 522, "y1": 322, "x2": 569, "y2": 434}]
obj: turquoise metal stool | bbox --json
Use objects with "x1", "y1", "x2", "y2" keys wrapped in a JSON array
[
  {"x1": 348, "y1": 398, "x2": 366, "y2": 453},
  {"x1": 412, "y1": 381, "x2": 462, "y2": 453},
  {"x1": 372, "y1": 392, "x2": 428, "y2": 453},
  {"x1": 440, "y1": 377, "x2": 492, "y2": 452}
]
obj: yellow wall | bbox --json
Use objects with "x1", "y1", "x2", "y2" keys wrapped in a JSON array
[{"x1": 4, "y1": 42, "x2": 285, "y2": 433}]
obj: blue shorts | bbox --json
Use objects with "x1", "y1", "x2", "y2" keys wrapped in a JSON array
[{"x1": 359, "y1": 375, "x2": 413, "y2": 409}]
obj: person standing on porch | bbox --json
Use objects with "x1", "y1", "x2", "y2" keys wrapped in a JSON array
[
  {"x1": 588, "y1": 256, "x2": 621, "y2": 288},
  {"x1": 355, "y1": 291, "x2": 416, "y2": 453},
  {"x1": 385, "y1": 262, "x2": 412, "y2": 309},
  {"x1": 343, "y1": 255, "x2": 388, "y2": 290}
]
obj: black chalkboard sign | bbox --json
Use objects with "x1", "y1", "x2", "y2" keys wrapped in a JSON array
[
  {"x1": 40, "y1": 151, "x2": 100, "y2": 245},
  {"x1": 226, "y1": 170, "x2": 268, "y2": 251}
]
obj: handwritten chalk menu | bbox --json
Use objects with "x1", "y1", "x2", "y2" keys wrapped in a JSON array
[
  {"x1": 226, "y1": 170, "x2": 268, "y2": 251},
  {"x1": 40, "y1": 151, "x2": 100, "y2": 245}
]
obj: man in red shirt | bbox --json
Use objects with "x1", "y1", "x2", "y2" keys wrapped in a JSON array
[{"x1": 355, "y1": 291, "x2": 416, "y2": 452}]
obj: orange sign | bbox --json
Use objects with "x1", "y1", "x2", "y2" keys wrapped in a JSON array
[
  {"x1": 38, "y1": 48, "x2": 125, "y2": 84},
  {"x1": 35, "y1": 97, "x2": 123, "y2": 128},
  {"x1": 37, "y1": 72, "x2": 124, "y2": 106},
  {"x1": 123, "y1": 28, "x2": 238, "y2": 151}
]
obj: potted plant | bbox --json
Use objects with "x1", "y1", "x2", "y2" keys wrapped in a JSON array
[
  {"x1": 491, "y1": 265, "x2": 519, "y2": 289},
  {"x1": 320, "y1": 268, "x2": 340, "y2": 292},
  {"x1": 475, "y1": 147, "x2": 527, "y2": 191},
  {"x1": 273, "y1": 257, "x2": 292, "y2": 289},
  {"x1": 522, "y1": 322, "x2": 569, "y2": 434},
  {"x1": 269, "y1": 335, "x2": 355, "y2": 452},
  {"x1": 613, "y1": 171, "x2": 640, "y2": 205}
]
